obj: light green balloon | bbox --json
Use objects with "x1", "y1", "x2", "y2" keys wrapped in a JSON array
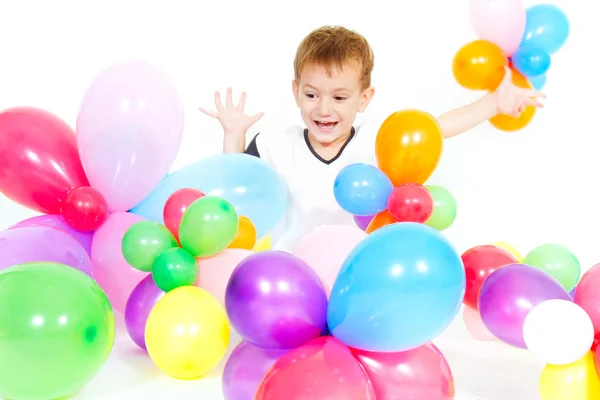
[
  {"x1": 122, "y1": 221, "x2": 179, "y2": 271},
  {"x1": 523, "y1": 244, "x2": 580, "y2": 291},
  {"x1": 424, "y1": 185, "x2": 457, "y2": 231},
  {"x1": 0, "y1": 262, "x2": 115, "y2": 400}
]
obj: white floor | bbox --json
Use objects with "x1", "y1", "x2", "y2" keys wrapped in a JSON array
[{"x1": 73, "y1": 312, "x2": 545, "y2": 400}]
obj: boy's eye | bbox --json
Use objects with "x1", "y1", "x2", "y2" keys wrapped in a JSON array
[
  {"x1": 305, "y1": 93, "x2": 316, "y2": 99},
  {"x1": 335, "y1": 96, "x2": 346, "y2": 101}
]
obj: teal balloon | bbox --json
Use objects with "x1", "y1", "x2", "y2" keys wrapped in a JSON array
[
  {"x1": 530, "y1": 74, "x2": 547, "y2": 90},
  {"x1": 520, "y1": 5, "x2": 569, "y2": 55},
  {"x1": 129, "y1": 153, "x2": 287, "y2": 238},
  {"x1": 327, "y1": 222, "x2": 465, "y2": 352}
]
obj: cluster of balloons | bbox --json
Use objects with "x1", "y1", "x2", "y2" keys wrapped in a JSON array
[
  {"x1": 453, "y1": 2, "x2": 570, "y2": 131},
  {"x1": 223, "y1": 222, "x2": 466, "y2": 399},
  {"x1": 458, "y1": 240, "x2": 600, "y2": 398},
  {"x1": 334, "y1": 109, "x2": 457, "y2": 233}
]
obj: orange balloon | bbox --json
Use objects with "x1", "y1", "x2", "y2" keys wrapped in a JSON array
[
  {"x1": 452, "y1": 40, "x2": 508, "y2": 90},
  {"x1": 365, "y1": 210, "x2": 396, "y2": 234},
  {"x1": 489, "y1": 67, "x2": 536, "y2": 132},
  {"x1": 227, "y1": 215, "x2": 257, "y2": 250},
  {"x1": 375, "y1": 109, "x2": 444, "y2": 186}
]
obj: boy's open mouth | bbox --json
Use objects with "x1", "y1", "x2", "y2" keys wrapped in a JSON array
[{"x1": 315, "y1": 121, "x2": 338, "y2": 132}]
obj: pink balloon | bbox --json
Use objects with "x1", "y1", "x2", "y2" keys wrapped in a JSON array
[
  {"x1": 195, "y1": 248, "x2": 253, "y2": 307},
  {"x1": 76, "y1": 60, "x2": 184, "y2": 212},
  {"x1": 91, "y1": 212, "x2": 149, "y2": 313},
  {"x1": 574, "y1": 264, "x2": 600, "y2": 338},
  {"x1": 468, "y1": 0, "x2": 527, "y2": 56},
  {"x1": 293, "y1": 225, "x2": 366, "y2": 296},
  {"x1": 463, "y1": 305, "x2": 496, "y2": 341},
  {"x1": 352, "y1": 342, "x2": 455, "y2": 399}
]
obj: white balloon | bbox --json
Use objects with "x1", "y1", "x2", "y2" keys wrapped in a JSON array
[{"x1": 523, "y1": 299, "x2": 594, "y2": 365}]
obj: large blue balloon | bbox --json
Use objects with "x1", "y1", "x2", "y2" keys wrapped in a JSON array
[
  {"x1": 520, "y1": 5, "x2": 569, "y2": 55},
  {"x1": 130, "y1": 153, "x2": 288, "y2": 238},
  {"x1": 333, "y1": 163, "x2": 393, "y2": 216},
  {"x1": 327, "y1": 222, "x2": 465, "y2": 352}
]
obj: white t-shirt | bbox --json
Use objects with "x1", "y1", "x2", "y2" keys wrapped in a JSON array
[{"x1": 245, "y1": 124, "x2": 378, "y2": 252}]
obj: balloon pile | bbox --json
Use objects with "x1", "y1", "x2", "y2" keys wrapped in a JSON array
[
  {"x1": 453, "y1": 1, "x2": 570, "y2": 131},
  {"x1": 223, "y1": 222, "x2": 465, "y2": 399},
  {"x1": 334, "y1": 109, "x2": 457, "y2": 233}
]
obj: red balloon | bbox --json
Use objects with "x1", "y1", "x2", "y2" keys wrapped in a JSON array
[
  {"x1": 387, "y1": 183, "x2": 433, "y2": 223},
  {"x1": 0, "y1": 107, "x2": 89, "y2": 214},
  {"x1": 61, "y1": 186, "x2": 108, "y2": 231},
  {"x1": 255, "y1": 336, "x2": 376, "y2": 400},
  {"x1": 163, "y1": 188, "x2": 205, "y2": 240},
  {"x1": 574, "y1": 264, "x2": 600, "y2": 338},
  {"x1": 352, "y1": 342, "x2": 455, "y2": 400},
  {"x1": 461, "y1": 245, "x2": 518, "y2": 309}
]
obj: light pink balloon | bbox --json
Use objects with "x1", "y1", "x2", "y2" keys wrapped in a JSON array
[
  {"x1": 195, "y1": 248, "x2": 254, "y2": 307},
  {"x1": 91, "y1": 212, "x2": 149, "y2": 313},
  {"x1": 468, "y1": 0, "x2": 527, "y2": 56},
  {"x1": 293, "y1": 225, "x2": 367, "y2": 296},
  {"x1": 76, "y1": 60, "x2": 184, "y2": 212},
  {"x1": 463, "y1": 305, "x2": 496, "y2": 341}
]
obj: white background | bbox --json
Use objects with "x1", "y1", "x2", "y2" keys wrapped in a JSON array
[{"x1": 0, "y1": 0, "x2": 597, "y2": 399}]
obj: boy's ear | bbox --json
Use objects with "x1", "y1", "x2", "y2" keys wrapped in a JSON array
[
  {"x1": 292, "y1": 79, "x2": 301, "y2": 107},
  {"x1": 358, "y1": 86, "x2": 375, "y2": 113}
]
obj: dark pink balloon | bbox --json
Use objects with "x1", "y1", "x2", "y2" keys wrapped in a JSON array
[{"x1": 352, "y1": 342, "x2": 454, "y2": 399}]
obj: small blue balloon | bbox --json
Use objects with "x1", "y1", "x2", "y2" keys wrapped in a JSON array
[
  {"x1": 130, "y1": 153, "x2": 287, "y2": 238},
  {"x1": 333, "y1": 163, "x2": 393, "y2": 216},
  {"x1": 529, "y1": 74, "x2": 547, "y2": 90},
  {"x1": 520, "y1": 5, "x2": 569, "y2": 55},
  {"x1": 327, "y1": 222, "x2": 465, "y2": 352},
  {"x1": 511, "y1": 46, "x2": 551, "y2": 78}
]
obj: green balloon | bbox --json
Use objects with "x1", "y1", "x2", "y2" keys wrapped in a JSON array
[
  {"x1": 0, "y1": 262, "x2": 115, "y2": 400},
  {"x1": 523, "y1": 244, "x2": 580, "y2": 291},
  {"x1": 179, "y1": 195, "x2": 239, "y2": 257},
  {"x1": 122, "y1": 220, "x2": 179, "y2": 271},
  {"x1": 152, "y1": 247, "x2": 199, "y2": 292},
  {"x1": 424, "y1": 185, "x2": 457, "y2": 231}
]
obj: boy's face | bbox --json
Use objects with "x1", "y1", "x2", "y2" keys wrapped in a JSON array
[{"x1": 292, "y1": 62, "x2": 374, "y2": 145}]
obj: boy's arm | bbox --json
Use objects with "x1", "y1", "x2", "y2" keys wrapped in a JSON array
[{"x1": 437, "y1": 67, "x2": 546, "y2": 139}]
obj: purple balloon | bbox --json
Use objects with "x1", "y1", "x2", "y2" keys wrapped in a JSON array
[
  {"x1": 478, "y1": 263, "x2": 571, "y2": 348},
  {"x1": 569, "y1": 285, "x2": 577, "y2": 299},
  {"x1": 125, "y1": 275, "x2": 166, "y2": 350},
  {"x1": 225, "y1": 250, "x2": 328, "y2": 350},
  {"x1": 9, "y1": 214, "x2": 93, "y2": 255},
  {"x1": 0, "y1": 226, "x2": 93, "y2": 276},
  {"x1": 222, "y1": 341, "x2": 288, "y2": 400},
  {"x1": 353, "y1": 214, "x2": 374, "y2": 231}
]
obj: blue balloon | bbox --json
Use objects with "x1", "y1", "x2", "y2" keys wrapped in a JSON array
[
  {"x1": 511, "y1": 46, "x2": 551, "y2": 78},
  {"x1": 130, "y1": 153, "x2": 287, "y2": 238},
  {"x1": 529, "y1": 74, "x2": 547, "y2": 90},
  {"x1": 520, "y1": 5, "x2": 569, "y2": 55},
  {"x1": 327, "y1": 222, "x2": 465, "y2": 352},
  {"x1": 333, "y1": 163, "x2": 393, "y2": 216}
]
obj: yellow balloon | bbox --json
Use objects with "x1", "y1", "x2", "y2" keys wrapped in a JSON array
[
  {"x1": 145, "y1": 286, "x2": 230, "y2": 379},
  {"x1": 490, "y1": 241, "x2": 523, "y2": 262},
  {"x1": 539, "y1": 351, "x2": 600, "y2": 399},
  {"x1": 253, "y1": 235, "x2": 272, "y2": 252}
]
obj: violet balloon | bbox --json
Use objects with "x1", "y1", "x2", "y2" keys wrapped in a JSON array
[
  {"x1": 0, "y1": 226, "x2": 93, "y2": 276},
  {"x1": 125, "y1": 275, "x2": 166, "y2": 350},
  {"x1": 9, "y1": 214, "x2": 93, "y2": 255},
  {"x1": 478, "y1": 263, "x2": 571, "y2": 348},
  {"x1": 353, "y1": 214, "x2": 374, "y2": 231},
  {"x1": 222, "y1": 341, "x2": 288, "y2": 400},
  {"x1": 225, "y1": 250, "x2": 328, "y2": 350}
]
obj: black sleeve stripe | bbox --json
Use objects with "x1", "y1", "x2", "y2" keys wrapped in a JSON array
[{"x1": 244, "y1": 132, "x2": 260, "y2": 158}]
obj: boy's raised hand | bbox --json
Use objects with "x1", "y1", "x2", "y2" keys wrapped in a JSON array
[
  {"x1": 494, "y1": 66, "x2": 546, "y2": 118},
  {"x1": 199, "y1": 88, "x2": 264, "y2": 137}
]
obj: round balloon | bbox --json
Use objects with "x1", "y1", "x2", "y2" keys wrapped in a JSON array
[
  {"x1": 452, "y1": 40, "x2": 508, "y2": 90},
  {"x1": 522, "y1": 243, "x2": 580, "y2": 292}
]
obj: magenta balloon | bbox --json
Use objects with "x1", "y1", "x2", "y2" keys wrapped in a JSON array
[
  {"x1": 478, "y1": 263, "x2": 571, "y2": 348},
  {"x1": 9, "y1": 214, "x2": 93, "y2": 255},
  {"x1": 124, "y1": 275, "x2": 165, "y2": 350},
  {"x1": 225, "y1": 250, "x2": 328, "y2": 350},
  {"x1": 222, "y1": 341, "x2": 288, "y2": 400},
  {"x1": 0, "y1": 226, "x2": 93, "y2": 276}
]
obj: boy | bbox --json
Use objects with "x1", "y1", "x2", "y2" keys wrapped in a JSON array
[{"x1": 199, "y1": 26, "x2": 545, "y2": 251}]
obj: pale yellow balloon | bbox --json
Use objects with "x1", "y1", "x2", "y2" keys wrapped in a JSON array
[
  {"x1": 539, "y1": 351, "x2": 600, "y2": 399},
  {"x1": 253, "y1": 235, "x2": 272, "y2": 252},
  {"x1": 490, "y1": 241, "x2": 523, "y2": 262},
  {"x1": 145, "y1": 286, "x2": 230, "y2": 380}
]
